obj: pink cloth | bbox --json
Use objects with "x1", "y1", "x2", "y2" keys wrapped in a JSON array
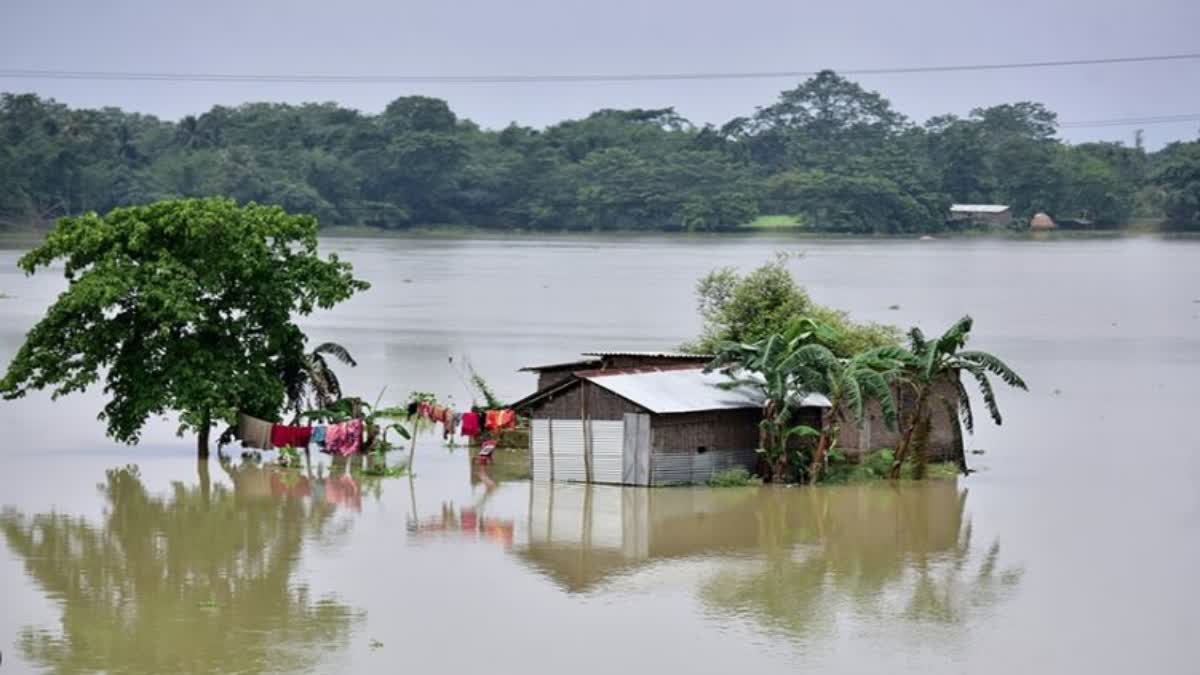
[{"x1": 324, "y1": 419, "x2": 363, "y2": 456}]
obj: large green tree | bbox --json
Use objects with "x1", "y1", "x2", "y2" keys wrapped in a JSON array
[
  {"x1": 0, "y1": 82, "x2": 1176, "y2": 233},
  {"x1": 0, "y1": 197, "x2": 369, "y2": 456},
  {"x1": 1153, "y1": 141, "x2": 1200, "y2": 230}
]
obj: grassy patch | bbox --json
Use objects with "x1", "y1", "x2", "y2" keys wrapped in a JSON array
[
  {"x1": 707, "y1": 467, "x2": 761, "y2": 487},
  {"x1": 742, "y1": 214, "x2": 805, "y2": 230},
  {"x1": 821, "y1": 449, "x2": 959, "y2": 484}
]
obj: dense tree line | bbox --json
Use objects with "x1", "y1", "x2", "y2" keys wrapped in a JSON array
[{"x1": 2, "y1": 71, "x2": 1198, "y2": 232}]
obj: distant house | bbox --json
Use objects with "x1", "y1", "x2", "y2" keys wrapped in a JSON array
[
  {"x1": 949, "y1": 204, "x2": 1013, "y2": 227},
  {"x1": 513, "y1": 354, "x2": 829, "y2": 486}
]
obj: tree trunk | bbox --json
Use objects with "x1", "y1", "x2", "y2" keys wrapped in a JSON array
[
  {"x1": 808, "y1": 432, "x2": 831, "y2": 485},
  {"x1": 197, "y1": 409, "x2": 211, "y2": 460},
  {"x1": 951, "y1": 407, "x2": 970, "y2": 475},
  {"x1": 890, "y1": 388, "x2": 928, "y2": 479},
  {"x1": 197, "y1": 456, "x2": 211, "y2": 506},
  {"x1": 910, "y1": 413, "x2": 932, "y2": 480},
  {"x1": 808, "y1": 407, "x2": 838, "y2": 485}
]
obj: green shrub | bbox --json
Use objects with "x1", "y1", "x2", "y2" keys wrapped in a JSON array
[{"x1": 707, "y1": 467, "x2": 761, "y2": 487}]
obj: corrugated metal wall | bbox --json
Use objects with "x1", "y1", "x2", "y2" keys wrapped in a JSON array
[
  {"x1": 531, "y1": 419, "x2": 551, "y2": 480},
  {"x1": 551, "y1": 420, "x2": 588, "y2": 482},
  {"x1": 590, "y1": 420, "x2": 625, "y2": 484},
  {"x1": 649, "y1": 448, "x2": 759, "y2": 486},
  {"x1": 530, "y1": 418, "x2": 627, "y2": 484}
]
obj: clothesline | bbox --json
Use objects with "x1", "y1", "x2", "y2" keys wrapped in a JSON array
[{"x1": 234, "y1": 404, "x2": 518, "y2": 456}]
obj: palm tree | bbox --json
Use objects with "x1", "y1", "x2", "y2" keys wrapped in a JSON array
[
  {"x1": 805, "y1": 344, "x2": 907, "y2": 483},
  {"x1": 889, "y1": 316, "x2": 1027, "y2": 479},
  {"x1": 285, "y1": 342, "x2": 357, "y2": 420},
  {"x1": 709, "y1": 319, "x2": 903, "y2": 483},
  {"x1": 708, "y1": 319, "x2": 829, "y2": 482}
]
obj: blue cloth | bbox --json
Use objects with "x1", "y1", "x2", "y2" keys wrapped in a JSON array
[{"x1": 311, "y1": 425, "x2": 326, "y2": 444}]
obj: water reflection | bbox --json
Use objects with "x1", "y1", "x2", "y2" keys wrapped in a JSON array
[
  {"x1": 408, "y1": 465, "x2": 516, "y2": 548},
  {"x1": 1, "y1": 463, "x2": 362, "y2": 674},
  {"x1": 520, "y1": 482, "x2": 1021, "y2": 635}
]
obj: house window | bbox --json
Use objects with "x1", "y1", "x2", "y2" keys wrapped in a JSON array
[{"x1": 696, "y1": 446, "x2": 708, "y2": 454}]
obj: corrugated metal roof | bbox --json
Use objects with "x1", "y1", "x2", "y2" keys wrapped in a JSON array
[
  {"x1": 582, "y1": 368, "x2": 830, "y2": 414},
  {"x1": 518, "y1": 358, "x2": 602, "y2": 372},
  {"x1": 950, "y1": 203, "x2": 1010, "y2": 213},
  {"x1": 580, "y1": 351, "x2": 713, "y2": 359}
]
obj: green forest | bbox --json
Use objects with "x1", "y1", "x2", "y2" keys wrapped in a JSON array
[{"x1": 2, "y1": 70, "x2": 1199, "y2": 233}]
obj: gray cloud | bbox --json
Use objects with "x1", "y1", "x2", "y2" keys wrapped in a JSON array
[{"x1": 2, "y1": 0, "x2": 1198, "y2": 146}]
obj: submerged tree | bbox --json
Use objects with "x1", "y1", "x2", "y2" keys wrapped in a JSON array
[
  {"x1": 689, "y1": 254, "x2": 899, "y2": 356},
  {"x1": 0, "y1": 198, "x2": 369, "y2": 457},
  {"x1": 890, "y1": 316, "x2": 1027, "y2": 478}
]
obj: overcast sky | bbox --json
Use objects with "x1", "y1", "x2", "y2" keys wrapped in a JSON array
[{"x1": 3, "y1": 0, "x2": 1198, "y2": 147}]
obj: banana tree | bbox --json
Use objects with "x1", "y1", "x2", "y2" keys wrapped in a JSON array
[
  {"x1": 710, "y1": 318, "x2": 902, "y2": 483},
  {"x1": 708, "y1": 318, "x2": 832, "y2": 482},
  {"x1": 285, "y1": 342, "x2": 357, "y2": 421},
  {"x1": 890, "y1": 316, "x2": 1027, "y2": 479},
  {"x1": 804, "y1": 344, "x2": 907, "y2": 483}
]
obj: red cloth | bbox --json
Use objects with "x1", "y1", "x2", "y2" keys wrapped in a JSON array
[
  {"x1": 460, "y1": 411, "x2": 481, "y2": 438},
  {"x1": 486, "y1": 409, "x2": 516, "y2": 431},
  {"x1": 269, "y1": 424, "x2": 312, "y2": 448}
]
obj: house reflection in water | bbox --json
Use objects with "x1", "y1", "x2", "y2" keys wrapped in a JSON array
[{"x1": 518, "y1": 481, "x2": 1022, "y2": 633}]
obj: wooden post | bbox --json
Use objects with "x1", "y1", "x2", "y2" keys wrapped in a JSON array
[
  {"x1": 407, "y1": 415, "x2": 420, "y2": 472},
  {"x1": 581, "y1": 381, "x2": 593, "y2": 483},
  {"x1": 547, "y1": 416, "x2": 555, "y2": 482}
]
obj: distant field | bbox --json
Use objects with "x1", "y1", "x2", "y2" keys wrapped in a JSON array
[{"x1": 742, "y1": 214, "x2": 805, "y2": 230}]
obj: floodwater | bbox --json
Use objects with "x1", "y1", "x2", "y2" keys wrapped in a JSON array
[{"x1": 1, "y1": 233, "x2": 1198, "y2": 674}]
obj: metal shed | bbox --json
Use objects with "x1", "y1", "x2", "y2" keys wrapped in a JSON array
[{"x1": 515, "y1": 366, "x2": 830, "y2": 486}]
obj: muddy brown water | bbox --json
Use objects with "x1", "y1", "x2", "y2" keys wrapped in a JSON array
[{"x1": 1, "y1": 234, "x2": 1198, "y2": 674}]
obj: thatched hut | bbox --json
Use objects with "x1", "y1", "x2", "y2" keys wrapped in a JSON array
[{"x1": 1030, "y1": 212, "x2": 1056, "y2": 230}]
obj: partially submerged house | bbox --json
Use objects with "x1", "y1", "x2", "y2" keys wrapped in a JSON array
[
  {"x1": 949, "y1": 204, "x2": 1013, "y2": 227},
  {"x1": 513, "y1": 355, "x2": 829, "y2": 486},
  {"x1": 514, "y1": 351, "x2": 961, "y2": 485}
]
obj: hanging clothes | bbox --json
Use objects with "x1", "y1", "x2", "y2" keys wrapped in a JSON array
[
  {"x1": 432, "y1": 405, "x2": 447, "y2": 425},
  {"x1": 407, "y1": 401, "x2": 419, "y2": 417},
  {"x1": 238, "y1": 413, "x2": 274, "y2": 450},
  {"x1": 496, "y1": 409, "x2": 517, "y2": 430},
  {"x1": 418, "y1": 402, "x2": 433, "y2": 421},
  {"x1": 270, "y1": 424, "x2": 313, "y2": 449},
  {"x1": 485, "y1": 409, "x2": 500, "y2": 431},
  {"x1": 324, "y1": 419, "x2": 363, "y2": 456},
  {"x1": 311, "y1": 425, "x2": 327, "y2": 445},
  {"x1": 443, "y1": 409, "x2": 458, "y2": 440},
  {"x1": 460, "y1": 411, "x2": 481, "y2": 438}
]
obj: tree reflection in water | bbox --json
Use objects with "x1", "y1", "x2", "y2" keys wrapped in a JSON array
[
  {"x1": 700, "y1": 483, "x2": 1024, "y2": 638},
  {"x1": 1, "y1": 462, "x2": 362, "y2": 674},
  {"x1": 521, "y1": 481, "x2": 1021, "y2": 640}
]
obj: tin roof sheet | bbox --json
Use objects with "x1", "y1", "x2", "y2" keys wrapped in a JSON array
[
  {"x1": 518, "y1": 358, "x2": 602, "y2": 372},
  {"x1": 949, "y1": 203, "x2": 1010, "y2": 213},
  {"x1": 582, "y1": 368, "x2": 830, "y2": 414},
  {"x1": 580, "y1": 351, "x2": 713, "y2": 359}
]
